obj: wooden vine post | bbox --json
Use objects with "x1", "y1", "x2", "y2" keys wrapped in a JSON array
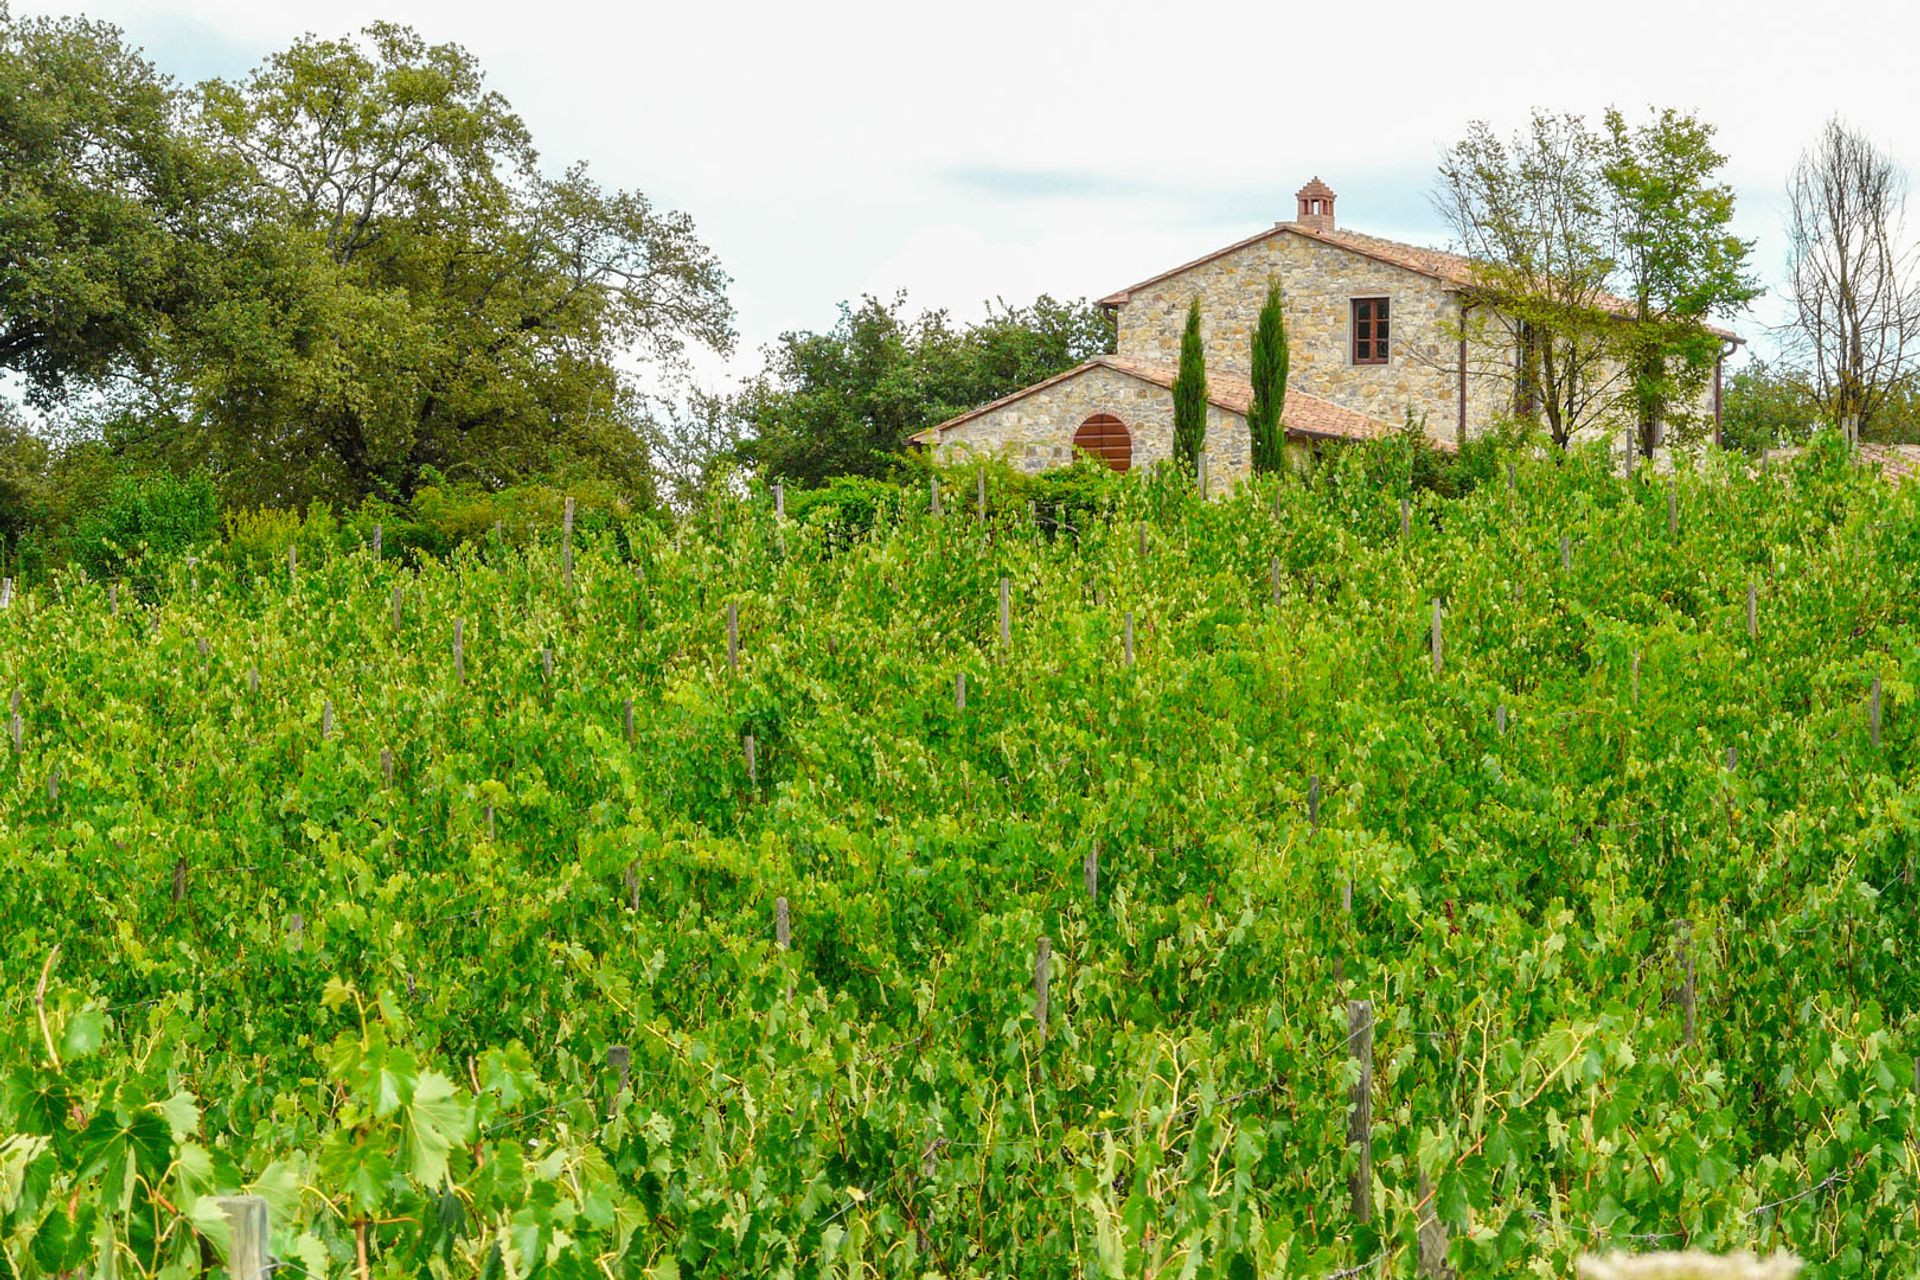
[
  {"x1": 391, "y1": 585, "x2": 403, "y2": 631},
  {"x1": 1430, "y1": 598, "x2": 1444, "y2": 675},
  {"x1": 1870, "y1": 673, "x2": 1882, "y2": 747},
  {"x1": 774, "y1": 482, "x2": 785, "y2": 521},
  {"x1": 623, "y1": 698, "x2": 635, "y2": 743},
  {"x1": 453, "y1": 619, "x2": 465, "y2": 684},
  {"x1": 372, "y1": 523, "x2": 383, "y2": 558},
  {"x1": 1747, "y1": 582, "x2": 1758, "y2": 639},
  {"x1": 1084, "y1": 841, "x2": 1098, "y2": 903},
  {"x1": 1123, "y1": 612, "x2": 1134, "y2": 667},
  {"x1": 977, "y1": 468, "x2": 987, "y2": 521},
  {"x1": 954, "y1": 672, "x2": 966, "y2": 712},
  {"x1": 1347, "y1": 999, "x2": 1374, "y2": 1223},
  {"x1": 727, "y1": 603, "x2": 740, "y2": 672},
  {"x1": 998, "y1": 578, "x2": 1011, "y2": 650},
  {"x1": 929, "y1": 473, "x2": 942, "y2": 517},
  {"x1": 1034, "y1": 936, "x2": 1052, "y2": 1048},
  {"x1": 744, "y1": 734, "x2": 757, "y2": 788},
  {"x1": 215, "y1": 1196, "x2": 271, "y2": 1280},
  {"x1": 1667, "y1": 487, "x2": 1679, "y2": 537}
]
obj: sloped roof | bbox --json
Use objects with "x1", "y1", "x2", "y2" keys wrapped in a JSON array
[
  {"x1": 1098, "y1": 220, "x2": 1741, "y2": 342},
  {"x1": 909, "y1": 354, "x2": 1435, "y2": 451}
]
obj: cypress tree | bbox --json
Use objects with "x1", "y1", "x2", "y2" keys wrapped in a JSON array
[
  {"x1": 1248, "y1": 278, "x2": 1289, "y2": 473},
  {"x1": 1171, "y1": 297, "x2": 1208, "y2": 477}
]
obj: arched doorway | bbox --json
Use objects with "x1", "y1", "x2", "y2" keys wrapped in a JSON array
[{"x1": 1073, "y1": 413, "x2": 1132, "y2": 472}]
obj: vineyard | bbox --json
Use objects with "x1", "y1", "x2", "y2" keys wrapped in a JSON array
[{"x1": 2, "y1": 436, "x2": 1918, "y2": 1280}]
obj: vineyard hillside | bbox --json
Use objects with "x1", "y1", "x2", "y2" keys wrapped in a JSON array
[{"x1": 2, "y1": 438, "x2": 1917, "y2": 1279}]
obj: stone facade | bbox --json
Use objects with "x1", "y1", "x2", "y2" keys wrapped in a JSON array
[
  {"x1": 1116, "y1": 229, "x2": 1468, "y2": 442},
  {"x1": 927, "y1": 362, "x2": 1260, "y2": 481}
]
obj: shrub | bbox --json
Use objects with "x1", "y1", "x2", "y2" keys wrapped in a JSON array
[{"x1": 70, "y1": 470, "x2": 219, "y2": 584}]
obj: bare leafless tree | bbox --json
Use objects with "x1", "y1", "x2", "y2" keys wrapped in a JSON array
[{"x1": 1783, "y1": 118, "x2": 1920, "y2": 445}]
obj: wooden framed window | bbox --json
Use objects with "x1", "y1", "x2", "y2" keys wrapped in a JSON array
[
  {"x1": 1072, "y1": 413, "x2": 1132, "y2": 472},
  {"x1": 1351, "y1": 297, "x2": 1390, "y2": 365}
]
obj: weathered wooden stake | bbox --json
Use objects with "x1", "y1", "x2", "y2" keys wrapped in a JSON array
[
  {"x1": 744, "y1": 733, "x2": 757, "y2": 787},
  {"x1": 607, "y1": 1044, "x2": 631, "y2": 1111},
  {"x1": 215, "y1": 1195, "x2": 271, "y2": 1280},
  {"x1": 1123, "y1": 612, "x2": 1134, "y2": 666},
  {"x1": 197, "y1": 636, "x2": 208, "y2": 663},
  {"x1": 288, "y1": 913, "x2": 303, "y2": 950},
  {"x1": 392, "y1": 585, "x2": 402, "y2": 630},
  {"x1": 1678, "y1": 920, "x2": 1696, "y2": 1047},
  {"x1": 381, "y1": 748, "x2": 393, "y2": 787},
  {"x1": 623, "y1": 698, "x2": 635, "y2": 742},
  {"x1": 372, "y1": 523, "x2": 382, "y2": 558},
  {"x1": 453, "y1": 619, "x2": 465, "y2": 683},
  {"x1": 47, "y1": 765, "x2": 57, "y2": 803},
  {"x1": 248, "y1": 666, "x2": 259, "y2": 696},
  {"x1": 1416, "y1": 1170, "x2": 1451, "y2": 1278},
  {"x1": 1631, "y1": 651, "x2": 1641, "y2": 707},
  {"x1": 1197, "y1": 453, "x2": 1209, "y2": 498},
  {"x1": 1559, "y1": 535, "x2": 1571, "y2": 572},
  {"x1": 955, "y1": 671, "x2": 966, "y2": 712},
  {"x1": 929, "y1": 473, "x2": 942, "y2": 516},
  {"x1": 541, "y1": 647, "x2": 553, "y2": 682},
  {"x1": 1085, "y1": 841, "x2": 1098, "y2": 902},
  {"x1": 1137, "y1": 523, "x2": 1147, "y2": 560},
  {"x1": 1348, "y1": 999, "x2": 1374, "y2": 1223},
  {"x1": 998, "y1": 578, "x2": 1011, "y2": 648},
  {"x1": 1431, "y1": 598, "x2": 1444, "y2": 675},
  {"x1": 1495, "y1": 704, "x2": 1507, "y2": 735},
  {"x1": 287, "y1": 545, "x2": 297, "y2": 584},
  {"x1": 172, "y1": 857, "x2": 186, "y2": 903},
  {"x1": 1400, "y1": 497, "x2": 1410, "y2": 538},
  {"x1": 1746, "y1": 581, "x2": 1758, "y2": 638},
  {"x1": 562, "y1": 496, "x2": 576, "y2": 589},
  {"x1": 1506, "y1": 461, "x2": 1516, "y2": 491},
  {"x1": 1870, "y1": 673, "x2": 1883, "y2": 747},
  {"x1": 1034, "y1": 936, "x2": 1052, "y2": 1047},
  {"x1": 775, "y1": 895, "x2": 790, "y2": 949},
  {"x1": 1725, "y1": 745, "x2": 1738, "y2": 771},
  {"x1": 774, "y1": 481, "x2": 785, "y2": 520},
  {"x1": 726, "y1": 603, "x2": 740, "y2": 672},
  {"x1": 321, "y1": 699, "x2": 334, "y2": 740},
  {"x1": 1, "y1": 578, "x2": 12, "y2": 609}
]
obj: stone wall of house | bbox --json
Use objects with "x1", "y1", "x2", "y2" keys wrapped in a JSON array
[
  {"x1": 928, "y1": 364, "x2": 1259, "y2": 483},
  {"x1": 1115, "y1": 229, "x2": 1467, "y2": 443}
]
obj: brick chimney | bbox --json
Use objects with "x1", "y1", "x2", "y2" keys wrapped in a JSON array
[{"x1": 1295, "y1": 177, "x2": 1337, "y2": 231}]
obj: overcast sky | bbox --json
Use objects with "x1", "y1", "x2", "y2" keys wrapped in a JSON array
[{"x1": 26, "y1": 0, "x2": 1920, "y2": 387}]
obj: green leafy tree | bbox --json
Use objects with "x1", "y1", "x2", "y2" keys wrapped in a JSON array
[
  {"x1": 109, "y1": 23, "x2": 734, "y2": 508},
  {"x1": 1171, "y1": 298, "x2": 1208, "y2": 476},
  {"x1": 1437, "y1": 112, "x2": 1622, "y2": 448},
  {"x1": 1719, "y1": 359, "x2": 1819, "y2": 454},
  {"x1": 742, "y1": 292, "x2": 1114, "y2": 485},
  {"x1": 1602, "y1": 107, "x2": 1761, "y2": 456},
  {"x1": 1247, "y1": 279, "x2": 1289, "y2": 472},
  {"x1": 0, "y1": 6, "x2": 221, "y2": 403}
]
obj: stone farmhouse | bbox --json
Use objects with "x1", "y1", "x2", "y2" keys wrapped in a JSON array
[{"x1": 911, "y1": 179, "x2": 1741, "y2": 479}]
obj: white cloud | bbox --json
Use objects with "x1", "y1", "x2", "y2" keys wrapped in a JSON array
[{"x1": 23, "y1": 0, "x2": 1920, "y2": 385}]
